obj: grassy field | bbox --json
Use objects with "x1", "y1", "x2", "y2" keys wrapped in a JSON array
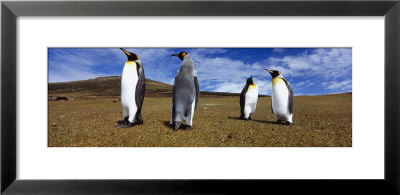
[{"x1": 48, "y1": 94, "x2": 352, "y2": 147}]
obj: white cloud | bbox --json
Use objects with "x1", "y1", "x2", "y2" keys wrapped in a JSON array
[
  {"x1": 293, "y1": 80, "x2": 314, "y2": 88},
  {"x1": 322, "y1": 79, "x2": 352, "y2": 91},
  {"x1": 266, "y1": 48, "x2": 352, "y2": 93},
  {"x1": 48, "y1": 48, "x2": 351, "y2": 95},
  {"x1": 189, "y1": 53, "x2": 272, "y2": 95},
  {"x1": 49, "y1": 64, "x2": 108, "y2": 83},
  {"x1": 213, "y1": 82, "x2": 244, "y2": 93},
  {"x1": 133, "y1": 48, "x2": 177, "y2": 84},
  {"x1": 49, "y1": 48, "x2": 175, "y2": 83},
  {"x1": 188, "y1": 48, "x2": 351, "y2": 95},
  {"x1": 48, "y1": 48, "x2": 122, "y2": 83},
  {"x1": 266, "y1": 48, "x2": 352, "y2": 78}
]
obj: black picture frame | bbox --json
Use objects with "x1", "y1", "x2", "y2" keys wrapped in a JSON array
[{"x1": 2, "y1": 0, "x2": 399, "y2": 194}]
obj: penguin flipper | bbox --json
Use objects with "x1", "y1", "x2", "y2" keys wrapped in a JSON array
[
  {"x1": 240, "y1": 84, "x2": 248, "y2": 118},
  {"x1": 135, "y1": 76, "x2": 145, "y2": 109},
  {"x1": 288, "y1": 87, "x2": 293, "y2": 114},
  {"x1": 194, "y1": 76, "x2": 200, "y2": 109},
  {"x1": 281, "y1": 78, "x2": 294, "y2": 114},
  {"x1": 135, "y1": 63, "x2": 146, "y2": 114}
]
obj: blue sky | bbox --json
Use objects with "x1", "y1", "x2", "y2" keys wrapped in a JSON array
[{"x1": 48, "y1": 48, "x2": 352, "y2": 96}]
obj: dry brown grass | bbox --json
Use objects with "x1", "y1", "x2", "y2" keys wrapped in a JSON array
[{"x1": 48, "y1": 94, "x2": 351, "y2": 147}]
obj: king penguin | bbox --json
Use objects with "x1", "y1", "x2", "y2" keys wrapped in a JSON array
[
  {"x1": 115, "y1": 48, "x2": 146, "y2": 128},
  {"x1": 170, "y1": 52, "x2": 200, "y2": 130},
  {"x1": 265, "y1": 69, "x2": 293, "y2": 125},
  {"x1": 240, "y1": 76, "x2": 258, "y2": 120}
]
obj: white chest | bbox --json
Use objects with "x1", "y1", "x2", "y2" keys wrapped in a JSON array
[
  {"x1": 121, "y1": 62, "x2": 138, "y2": 105},
  {"x1": 244, "y1": 85, "x2": 258, "y2": 117},
  {"x1": 271, "y1": 79, "x2": 290, "y2": 116},
  {"x1": 246, "y1": 85, "x2": 258, "y2": 104}
]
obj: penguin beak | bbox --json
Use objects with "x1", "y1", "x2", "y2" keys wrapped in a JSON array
[
  {"x1": 120, "y1": 48, "x2": 131, "y2": 57},
  {"x1": 264, "y1": 68, "x2": 273, "y2": 73},
  {"x1": 264, "y1": 68, "x2": 274, "y2": 75},
  {"x1": 171, "y1": 54, "x2": 179, "y2": 57}
]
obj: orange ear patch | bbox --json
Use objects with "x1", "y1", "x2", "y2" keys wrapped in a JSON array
[{"x1": 181, "y1": 52, "x2": 187, "y2": 57}]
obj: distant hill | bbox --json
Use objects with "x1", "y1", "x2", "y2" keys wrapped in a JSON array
[
  {"x1": 48, "y1": 76, "x2": 248, "y2": 99},
  {"x1": 49, "y1": 76, "x2": 171, "y2": 98}
]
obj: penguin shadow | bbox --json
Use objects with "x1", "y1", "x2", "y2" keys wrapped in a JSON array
[
  {"x1": 115, "y1": 119, "x2": 142, "y2": 127},
  {"x1": 227, "y1": 116, "x2": 244, "y2": 121},
  {"x1": 162, "y1": 121, "x2": 172, "y2": 128},
  {"x1": 227, "y1": 116, "x2": 279, "y2": 125},
  {"x1": 162, "y1": 121, "x2": 192, "y2": 130}
]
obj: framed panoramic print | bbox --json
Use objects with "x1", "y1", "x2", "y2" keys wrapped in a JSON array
[
  {"x1": 2, "y1": 0, "x2": 400, "y2": 194},
  {"x1": 47, "y1": 47, "x2": 352, "y2": 147}
]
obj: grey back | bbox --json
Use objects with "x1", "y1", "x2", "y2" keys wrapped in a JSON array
[{"x1": 172, "y1": 54, "x2": 196, "y2": 121}]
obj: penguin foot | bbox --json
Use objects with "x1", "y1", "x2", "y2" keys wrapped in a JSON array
[
  {"x1": 173, "y1": 122, "x2": 181, "y2": 131},
  {"x1": 136, "y1": 114, "x2": 144, "y2": 125},
  {"x1": 136, "y1": 119, "x2": 143, "y2": 125},
  {"x1": 115, "y1": 117, "x2": 133, "y2": 128},
  {"x1": 115, "y1": 123, "x2": 133, "y2": 128},
  {"x1": 184, "y1": 125, "x2": 193, "y2": 130},
  {"x1": 124, "y1": 117, "x2": 130, "y2": 126},
  {"x1": 286, "y1": 122, "x2": 292, "y2": 125},
  {"x1": 276, "y1": 120, "x2": 282, "y2": 124}
]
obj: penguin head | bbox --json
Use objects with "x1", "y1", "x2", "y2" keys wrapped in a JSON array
[
  {"x1": 264, "y1": 69, "x2": 281, "y2": 78},
  {"x1": 246, "y1": 76, "x2": 254, "y2": 85},
  {"x1": 120, "y1": 48, "x2": 139, "y2": 61},
  {"x1": 171, "y1": 52, "x2": 188, "y2": 61}
]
